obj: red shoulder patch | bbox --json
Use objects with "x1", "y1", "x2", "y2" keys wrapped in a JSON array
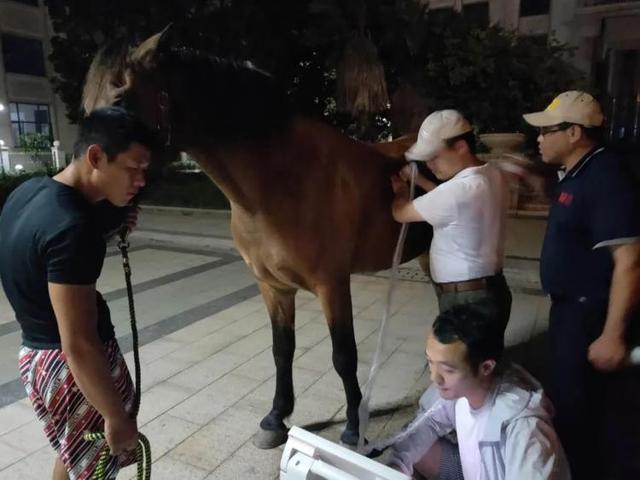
[{"x1": 558, "y1": 192, "x2": 574, "y2": 206}]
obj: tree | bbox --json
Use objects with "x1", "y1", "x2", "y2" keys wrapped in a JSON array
[
  {"x1": 46, "y1": 0, "x2": 211, "y2": 123},
  {"x1": 45, "y1": 1, "x2": 583, "y2": 141},
  {"x1": 46, "y1": 0, "x2": 415, "y2": 139},
  {"x1": 45, "y1": 1, "x2": 332, "y2": 120},
  {"x1": 411, "y1": 10, "x2": 584, "y2": 134}
]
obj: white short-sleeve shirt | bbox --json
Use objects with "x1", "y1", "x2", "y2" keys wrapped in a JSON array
[{"x1": 413, "y1": 164, "x2": 508, "y2": 283}]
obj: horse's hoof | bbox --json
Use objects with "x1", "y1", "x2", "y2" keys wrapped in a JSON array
[
  {"x1": 253, "y1": 427, "x2": 289, "y2": 449},
  {"x1": 339, "y1": 428, "x2": 359, "y2": 447}
]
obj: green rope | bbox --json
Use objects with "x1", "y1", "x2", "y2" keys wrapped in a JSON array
[
  {"x1": 83, "y1": 230, "x2": 151, "y2": 479},
  {"x1": 82, "y1": 432, "x2": 151, "y2": 480}
]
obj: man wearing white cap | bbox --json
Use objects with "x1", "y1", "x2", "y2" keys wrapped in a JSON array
[
  {"x1": 523, "y1": 90, "x2": 640, "y2": 479},
  {"x1": 390, "y1": 109, "x2": 511, "y2": 332}
]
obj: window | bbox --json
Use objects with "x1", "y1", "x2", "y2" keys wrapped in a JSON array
[
  {"x1": 601, "y1": 49, "x2": 640, "y2": 146},
  {"x1": 10, "y1": 103, "x2": 51, "y2": 144},
  {"x1": 429, "y1": 7, "x2": 454, "y2": 25},
  {"x1": 429, "y1": 4, "x2": 489, "y2": 29},
  {"x1": 520, "y1": 0, "x2": 550, "y2": 17},
  {"x1": 463, "y1": 2, "x2": 489, "y2": 29},
  {"x1": 586, "y1": 1, "x2": 633, "y2": 5},
  {"x1": 1, "y1": 34, "x2": 46, "y2": 76}
]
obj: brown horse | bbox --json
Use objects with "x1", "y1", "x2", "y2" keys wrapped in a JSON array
[{"x1": 82, "y1": 28, "x2": 432, "y2": 448}]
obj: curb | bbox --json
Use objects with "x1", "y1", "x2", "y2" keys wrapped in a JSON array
[
  {"x1": 141, "y1": 204, "x2": 547, "y2": 220},
  {"x1": 139, "y1": 204, "x2": 231, "y2": 216}
]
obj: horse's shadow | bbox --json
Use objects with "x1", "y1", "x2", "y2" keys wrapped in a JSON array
[{"x1": 504, "y1": 329, "x2": 551, "y2": 385}]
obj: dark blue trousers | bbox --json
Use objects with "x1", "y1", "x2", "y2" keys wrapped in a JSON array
[{"x1": 547, "y1": 297, "x2": 640, "y2": 480}]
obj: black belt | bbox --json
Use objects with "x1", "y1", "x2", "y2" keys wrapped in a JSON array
[{"x1": 434, "y1": 272, "x2": 504, "y2": 294}]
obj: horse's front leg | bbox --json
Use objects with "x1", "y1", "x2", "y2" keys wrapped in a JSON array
[
  {"x1": 253, "y1": 281, "x2": 297, "y2": 449},
  {"x1": 318, "y1": 279, "x2": 362, "y2": 446}
]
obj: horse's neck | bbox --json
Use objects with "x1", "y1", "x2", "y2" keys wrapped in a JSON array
[
  {"x1": 186, "y1": 117, "x2": 307, "y2": 214},
  {"x1": 186, "y1": 117, "x2": 398, "y2": 215},
  {"x1": 187, "y1": 146, "x2": 257, "y2": 213}
]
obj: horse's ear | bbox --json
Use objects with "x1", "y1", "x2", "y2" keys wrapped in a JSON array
[{"x1": 130, "y1": 24, "x2": 173, "y2": 68}]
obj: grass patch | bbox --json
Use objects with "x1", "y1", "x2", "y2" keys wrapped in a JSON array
[
  {"x1": 1, "y1": 171, "x2": 230, "y2": 212},
  {"x1": 142, "y1": 171, "x2": 229, "y2": 210}
]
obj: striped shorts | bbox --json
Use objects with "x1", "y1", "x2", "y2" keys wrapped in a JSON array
[{"x1": 19, "y1": 339, "x2": 136, "y2": 480}]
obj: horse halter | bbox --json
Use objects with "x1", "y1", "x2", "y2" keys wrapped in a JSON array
[{"x1": 157, "y1": 90, "x2": 172, "y2": 146}]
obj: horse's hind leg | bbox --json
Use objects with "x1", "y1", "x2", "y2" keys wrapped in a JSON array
[
  {"x1": 317, "y1": 279, "x2": 362, "y2": 446},
  {"x1": 253, "y1": 281, "x2": 297, "y2": 449}
]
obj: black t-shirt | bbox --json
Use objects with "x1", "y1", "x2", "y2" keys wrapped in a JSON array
[
  {"x1": 0, "y1": 177, "x2": 115, "y2": 348},
  {"x1": 540, "y1": 147, "x2": 640, "y2": 303}
]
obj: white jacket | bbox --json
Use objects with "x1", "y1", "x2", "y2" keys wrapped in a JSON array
[{"x1": 387, "y1": 364, "x2": 571, "y2": 479}]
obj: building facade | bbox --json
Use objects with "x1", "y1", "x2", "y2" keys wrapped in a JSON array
[
  {"x1": 423, "y1": 0, "x2": 640, "y2": 147},
  {"x1": 0, "y1": 0, "x2": 76, "y2": 160}
]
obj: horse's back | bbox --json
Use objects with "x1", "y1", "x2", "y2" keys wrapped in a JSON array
[{"x1": 368, "y1": 134, "x2": 417, "y2": 160}]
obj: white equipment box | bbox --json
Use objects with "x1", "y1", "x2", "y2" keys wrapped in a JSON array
[{"x1": 280, "y1": 426, "x2": 411, "y2": 480}]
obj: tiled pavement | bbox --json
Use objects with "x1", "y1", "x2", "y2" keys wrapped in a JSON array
[{"x1": 0, "y1": 207, "x2": 550, "y2": 479}]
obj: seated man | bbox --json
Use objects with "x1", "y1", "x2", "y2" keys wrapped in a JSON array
[{"x1": 386, "y1": 306, "x2": 569, "y2": 479}]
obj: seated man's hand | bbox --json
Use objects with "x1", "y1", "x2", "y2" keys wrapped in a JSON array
[
  {"x1": 365, "y1": 446, "x2": 387, "y2": 459},
  {"x1": 385, "y1": 461, "x2": 403, "y2": 473}
]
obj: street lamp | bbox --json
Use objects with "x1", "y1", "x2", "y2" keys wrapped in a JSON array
[{"x1": 0, "y1": 103, "x2": 5, "y2": 112}]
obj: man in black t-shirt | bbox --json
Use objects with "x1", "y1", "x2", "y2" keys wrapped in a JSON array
[
  {"x1": 524, "y1": 92, "x2": 640, "y2": 479},
  {"x1": 0, "y1": 107, "x2": 156, "y2": 480}
]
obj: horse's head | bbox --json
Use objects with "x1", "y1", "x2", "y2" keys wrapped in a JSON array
[
  {"x1": 83, "y1": 25, "x2": 290, "y2": 153},
  {"x1": 83, "y1": 25, "x2": 178, "y2": 151}
]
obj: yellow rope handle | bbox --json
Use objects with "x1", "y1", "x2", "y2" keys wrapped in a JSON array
[{"x1": 83, "y1": 432, "x2": 152, "y2": 480}]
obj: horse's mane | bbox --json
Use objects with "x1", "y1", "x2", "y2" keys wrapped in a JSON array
[
  {"x1": 82, "y1": 40, "x2": 130, "y2": 116},
  {"x1": 156, "y1": 45, "x2": 292, "y2": 145},
  {"x1": 83, "y1": 38, "x2": 292, "y2": 145}
]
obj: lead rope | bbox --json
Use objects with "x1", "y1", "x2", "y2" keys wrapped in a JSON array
[
  {"x1": 83, "y1": 229, "x2": 152, "y2": 480},
  {"x1": 357, "y1": 163, "x2": 418, "y2": 452}
]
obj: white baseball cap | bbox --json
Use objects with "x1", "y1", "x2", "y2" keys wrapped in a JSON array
[
  {"x1": 523, "y1": 91, "x2": 604, "y2": 128},
  {"x1": 405, "y1": 110, "x2": 473, "y2": 161}
]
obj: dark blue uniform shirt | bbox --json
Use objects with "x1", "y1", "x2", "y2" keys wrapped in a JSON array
[{"x1": 540, "y1": 147, "x2": 640, "y2": 303}]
